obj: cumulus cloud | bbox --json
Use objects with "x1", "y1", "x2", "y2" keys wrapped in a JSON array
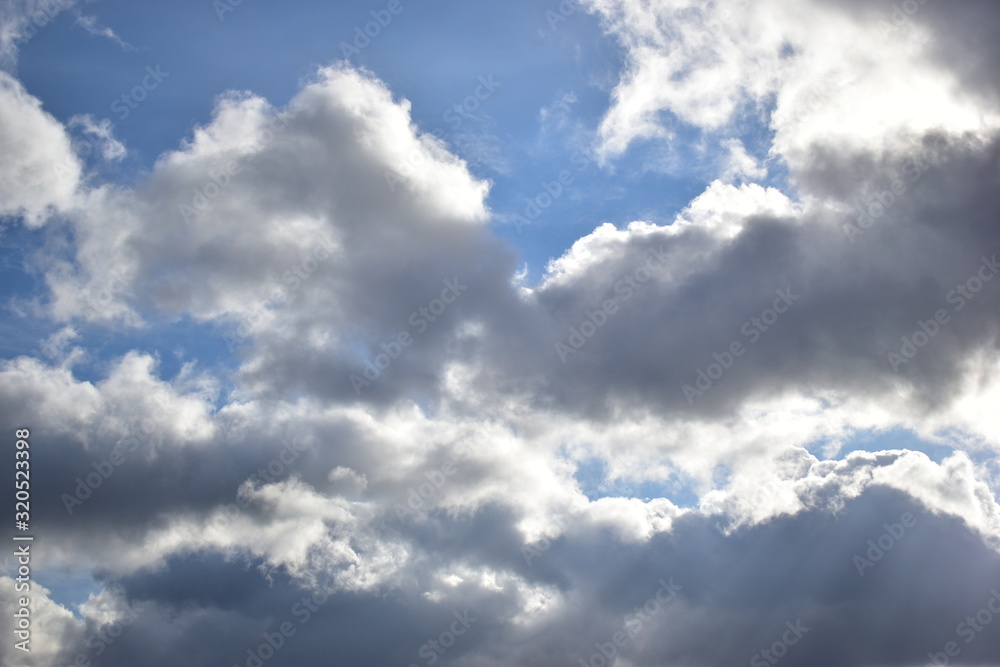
[
  {"x1": 3, "y1": 350, "x2": 1000, "y2": 666},
  {"x1": 581, "y1": 0, "x2": 1000, "y2": 164},
  {"x1": 2, "y1": 1, "x2": 1000, "y2": 664},
  {"x1": 0, "y1": 577, "x2": 83, "y2": 667},
  {"x1": 721, "y1": 138, "x2": 767, "y2": 183},
  {"x1": 0, "y1": 70, "x2": 80, "y2": 226}
]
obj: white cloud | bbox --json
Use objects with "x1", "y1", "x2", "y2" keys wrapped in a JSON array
[
  {"x1": 41, "y1": 66, "x2": 495, "y2": 338},
  {"x1": 720, "y1": 138, "x2": 767, "y2": 183},
  {"x1": 0, "y1": 0, "x2": 76, "y2": 68},
  {"x1": 74, "y1": 13, "x2": 130, "y2": 50},
  {"x1": 68, "y1": 114, "x2": 127, "y2": 161},
  {"x1": 0, "y1": 70, "x2": 80, "y2": 226},
  {"x1": 582, "y1": 0, "x2": 1000, "y2": 172},
  {"x1": 0, "y1": 577, "x2": 84, "y2": 667}
]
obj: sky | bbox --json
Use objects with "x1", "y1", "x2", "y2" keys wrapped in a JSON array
[{"x1": 1, "y1": 0, "x2": 1000, "y2": 665}]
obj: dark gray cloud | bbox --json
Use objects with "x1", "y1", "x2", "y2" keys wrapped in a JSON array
[
  {"x1": 29, "y1": 488, "x2": 1000, "y2": 667},
  {"x1": 447, "y1": 132, "x2": 999, "y2": 425}
]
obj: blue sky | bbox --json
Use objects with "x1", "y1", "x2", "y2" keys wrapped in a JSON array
[
  {"x1": 14, "y1": 0, "x2": 718, "y2": 277},
  {"x1": 8, "y1": 0, "x2": 788, "y2": 398},
  {"x1": 3, "y1": 1, "x2": 1000, "y2": 665},
  {"x1": 6, "y1": 0, "x2": 722, "y2": 394}
]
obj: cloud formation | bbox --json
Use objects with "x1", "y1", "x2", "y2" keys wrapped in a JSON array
[{"x1": 1, "y1": 0, "x2": 1000, "y2": 665}]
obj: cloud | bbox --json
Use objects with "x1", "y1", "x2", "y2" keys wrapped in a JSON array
[
  {"x1": 0, "y1": 0, "x2": 76, "y2": 68},
  {"x1": 2, "y1": 4, "x2": 1000, "y2": 664},
  {"x1": 68, "y1": 114, "x2": 127, "y2": 162},
  {"x1": 721, "y1": 138, "x2": 767, "y2": 183},
  {"x1": 34, "y1": 65, "x2": 529, "y2": 409},
  {"x1": 0, "y1": 342, "x2": 1000, "y2": 665},
  {"x1": 581, "y1": 0, "x2": 1000, "y2": 167},
  {"x1": 0, "y1": 577, "x2": 84, "y2": 666},
  {"x1": 0, "y1": 70, "x2": 80, "y2": 226},
  {"x1": 515, "y1": 133, "x2": 1000, "y2": 427},
  {"x1": 3, "y1": 348, "x2": 999, "y2": 667},
  {"x1": 74, "y1": 13, "x2": 131, "y2": 50}
]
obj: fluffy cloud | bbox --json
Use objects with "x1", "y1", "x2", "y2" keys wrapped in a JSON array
[
  {"x1": 0, "y1": 70, "x2": 80, "y2": 226},
  {"x1": 38, "y1": 65, "x2": 529, "y2": 408},
  {"x1": 2, "y1": 1, "x2": 1000, "y2": 664},
  {"x1": 581, "y1": 0, "x2": 1000, "y2": 165},
  {"x1": 0, "y1": 577, "x2": 83, "y2": 667},
  {"x1": 3, "y1": 351, "x2": 1000, "y2": 666},
  {"x1": 0, "y1": 1, "x2": 81, "y2": 224}
]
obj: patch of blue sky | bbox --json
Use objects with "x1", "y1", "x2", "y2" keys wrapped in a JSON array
[
  {"x1": 805, "y1": 427, "x2": 959, "y2": 464},
  {"x1": 572, "y1": 456, "x2": 702, "y2": 508},
  {"x1": 32, "y1": 570, "x2": 103, "y2": 617},
  {"x1": 71, "y1": 315, "x2": 238, "y2": 393},
  {"x1": 0, "y1": 225, "x2": 50, "y2": 359},
  {"x1": 0, "y1": 223, "x2": 238, "y2": 402}
]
